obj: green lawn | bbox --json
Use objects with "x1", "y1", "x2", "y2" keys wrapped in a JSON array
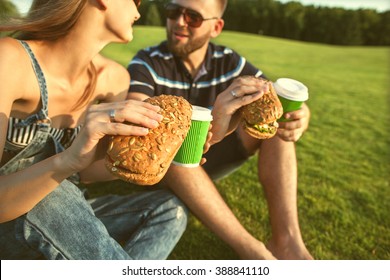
[{"x1": 91, "y1": 26, "x2": 390, "y2": 260}]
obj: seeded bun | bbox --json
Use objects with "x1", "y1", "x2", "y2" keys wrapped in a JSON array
[
  {"x1": 105, "y1": 95, "x2": 192, "y2": 185},
  {"x1": 240, "y1": 77, "x2": 283, "y2": 139}
]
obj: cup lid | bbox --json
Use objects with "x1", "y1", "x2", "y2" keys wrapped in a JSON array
[
  {"x1": 273, "y1": 78, "x2": 309, "y2": 101},
  {"x1": 191, "y1": 105, "x2": 213, "y2": 121}
]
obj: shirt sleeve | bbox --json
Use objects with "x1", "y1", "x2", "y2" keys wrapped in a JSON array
[
  {"x1": 127, "y1": 50, "x2": 155, "y2": 97},
  {"x1": 224, "y1": 46, "x2": 267, "y2": 80},
  {"x1": 239, "y1": 55, "x2": 267, "y2": 79}
]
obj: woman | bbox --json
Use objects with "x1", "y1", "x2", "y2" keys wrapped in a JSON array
[{"x1": 0, "y1": 0, "x2": 187, "y2": 260}]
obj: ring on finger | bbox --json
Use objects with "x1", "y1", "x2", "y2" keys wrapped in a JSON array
[
  {"x1": 230, "y1": 90, "x2": 238, "y2": 98},
  {"x1": 109, "y1": 109, "x2": 116, "y2": 123}
]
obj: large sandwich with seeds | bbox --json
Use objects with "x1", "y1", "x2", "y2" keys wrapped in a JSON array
[
  {"x1": 105, "y1": 95, "x2": 192, "y2": 185},
  {"x1": 240, "y1": 77, "x2": 283, "y2": 139}
]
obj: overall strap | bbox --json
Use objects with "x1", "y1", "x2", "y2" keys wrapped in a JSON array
[{"x1": 15, "y1": 40, "x2": 50, "y2": 129}]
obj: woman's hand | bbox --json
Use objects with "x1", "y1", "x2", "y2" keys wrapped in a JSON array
[
  {"x1": 277, "y1": 103, "x2": 310, "y2": 142},
  {"x1": 210, "y1": 76, "x2": 267, "y2": 145},
  {"x1": 59, "y1": 99, "x2": 163, "y2": 173}
]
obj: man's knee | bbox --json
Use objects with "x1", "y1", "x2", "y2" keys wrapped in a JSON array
[
  {"x1": 237, "y1": 126, "x2": 262, "y2": 156},
  {"x1": 161, "y1": 194, "x2": 188, "y2": 232}
]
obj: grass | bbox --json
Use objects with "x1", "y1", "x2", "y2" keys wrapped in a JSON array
[{"x1": 90, "y1": 26, "x2": 390, "y2": 260}]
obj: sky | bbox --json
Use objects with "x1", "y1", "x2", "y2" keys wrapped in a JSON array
[{"x1": 9, "y1": 0, "x2": 390, "y2": 14}]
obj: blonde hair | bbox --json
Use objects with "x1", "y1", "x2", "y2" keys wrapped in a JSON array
[
  {"x1": 0, "y1": 0, "x2": 95, "y2": 111},
  {"x1": 1, "y1": 0, "x2": 87, "y2": 40}
]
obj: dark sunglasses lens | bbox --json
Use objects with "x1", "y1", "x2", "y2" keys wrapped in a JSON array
[
  {"x1": 165, "y1": 4, "x2": 204, "y2": 28},
  {"x1": 185, "y1": 10, "x2": 203, "y2": 27}
]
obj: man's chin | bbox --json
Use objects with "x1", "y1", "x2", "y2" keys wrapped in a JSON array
[
  {"x1": 167, "y1": 31, "x2": 209, "y2": 58},
  {"x1": 168, "y1": 42, "x2": 188, "y2": 58}
]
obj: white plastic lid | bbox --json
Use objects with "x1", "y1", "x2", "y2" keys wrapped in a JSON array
[
  {"x1": 172, "y1": 161, "x2": 200, "y2": 168},
  {"x1": 273, "y1": 78, "x2": 309, "y2": 101},
  {"x1": 191, "y1": 105, "x2": 213, "y2": 121}
]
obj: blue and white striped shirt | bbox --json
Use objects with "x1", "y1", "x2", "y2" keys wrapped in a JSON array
[{"x1": 128, "y1": 41, "x2": 264, "y2": 107}]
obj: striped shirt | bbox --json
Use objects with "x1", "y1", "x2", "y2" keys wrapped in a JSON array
[
  {"x1": 7, "y1": 117, "x2": 82, "y2": 149},
  {"x1": 128, "y1": 41, "x2": 265, "y2": 107}
]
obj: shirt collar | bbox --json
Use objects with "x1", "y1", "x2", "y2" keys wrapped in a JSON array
[{"x1": 162, "y1": 41, "x2": 214, "y2": 81}]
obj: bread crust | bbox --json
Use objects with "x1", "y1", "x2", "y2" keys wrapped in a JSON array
[
  {"x1": 240, "y1": 77, "x2": 283, "y2": 139},
  {"x1": 105, "y1": 95, "x2": 192, "y2": 185}
]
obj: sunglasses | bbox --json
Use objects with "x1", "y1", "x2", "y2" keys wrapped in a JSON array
[
  {"x1": 134, "y1": 0, "x2": 141, "y2": 8},
  {"x1": 164, "y1": 3, "x2": 218, "y2": 28}
]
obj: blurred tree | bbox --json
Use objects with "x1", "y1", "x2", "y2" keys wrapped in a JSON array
[
  {"x1": 339, "y1": 9, "x2": 363, "y2": 45},
  {"x1": 144, "y1": 2, "x2": 163, "y2": 26},
  {"x1": 301, "y1": 5, "x2": 323, "y2": 43},
  {"x1": 357, "y1": 9, "x2": 381, "y2": 45},
  {"x1": 224, "y1": 0, "x2": 244, "y2": 32},
  {"x1": 0, "y1": 0, "x2": 19, "y2": 37},
  {"x1": 376, "y1": 11, "x2": 390, "y2": 45},
  {"x1": 225, "y1": 0, "x2": 389, "y2": 45},
  {"x1": 0, "y1": 0, "x2": 19, "y2": 20},
  {"x1": 278, "y1": 1, "x2": 305, "y2": 40}
]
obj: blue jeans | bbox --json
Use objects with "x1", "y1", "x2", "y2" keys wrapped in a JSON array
[{"x1": 0, "y1": 180, "x2": 187, "y2": 260}]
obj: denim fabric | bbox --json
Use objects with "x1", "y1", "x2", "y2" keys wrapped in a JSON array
[
  {"x1": 0, "y1": 181, "x2": 187, "y2": 260},
  {"x1": 14, "y1": 40, "x2": 50, "y2": 129},
  {"x1": 89, "y1": 189, "x2": 188, "y2": 259},
  {"x1": 0, "y1": 40, "x2": 188, "y2": 260}
]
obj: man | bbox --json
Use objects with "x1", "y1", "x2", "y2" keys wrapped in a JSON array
[{"x1": 127, "y1": 0, "x2": 312, "y2": 260}]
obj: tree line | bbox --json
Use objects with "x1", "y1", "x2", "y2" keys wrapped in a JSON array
[
  {"x1": 1, "y1": 0, "x2": 389, "y2": 45},
  {"x1": 138, "y1": 0, "x2": 390, "y2": 46}
]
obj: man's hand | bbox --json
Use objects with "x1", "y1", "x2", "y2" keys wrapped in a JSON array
[
  {"x1": 277, "y1": 103, "x2": 310, "y2": 142},
  {"x1": 210, "y1": 76, "x2": 268, "y2": 145}
]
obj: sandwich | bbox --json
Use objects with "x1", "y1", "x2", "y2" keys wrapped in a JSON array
[
  {"x1": 240, "y1": 77, "x2": 283, "y2": 139},
  {"x1": 105, "y1": 95, "x2": 192, "y2": 185}
]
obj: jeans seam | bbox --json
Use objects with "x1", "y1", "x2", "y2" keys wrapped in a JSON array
[{"x1": 24, "y1": 216, "x2": 69, "y2": 260}]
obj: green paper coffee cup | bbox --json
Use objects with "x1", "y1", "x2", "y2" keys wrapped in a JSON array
[
  {"x1": 274, "y1": 78, "x2": 309, "y2": 122},
  {"x1": 173, "y1": 106, "x2": 212, "y2": 167}
]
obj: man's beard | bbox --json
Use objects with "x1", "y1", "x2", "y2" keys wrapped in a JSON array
[{"x1": 167, "y1": 28, "x2": 209, "y2": 58}]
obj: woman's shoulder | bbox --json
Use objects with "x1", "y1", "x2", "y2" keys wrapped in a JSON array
[
  {"x1": 0, "y1": 38, "x2": 34, "y2": 77},
  {"x1": 93, "y1": 54, "x2": 130, "y2": 101},
  {"x1": 0, "y1": 38, "x2": 31, "y2": 99},
  {"x1": 0, "y1": 37, "x2": 27, "y2": 65}
]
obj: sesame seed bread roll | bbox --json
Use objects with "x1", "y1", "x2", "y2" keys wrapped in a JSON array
[{"x1": 105, "y1": 95, "x2": 192, "y2": 185}]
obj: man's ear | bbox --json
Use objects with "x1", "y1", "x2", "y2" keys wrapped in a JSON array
[{"x1": 210, "y1": 18, "x2": 224, "y2": 38}]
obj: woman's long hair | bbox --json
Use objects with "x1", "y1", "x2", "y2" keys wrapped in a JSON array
[{"x1": 0, "y1": 0, "x2": 96, "y2": 111}]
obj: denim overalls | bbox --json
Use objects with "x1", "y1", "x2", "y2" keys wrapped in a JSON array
[{"x1": 0, "y1": 40, "x2": 187, "y2": 260}]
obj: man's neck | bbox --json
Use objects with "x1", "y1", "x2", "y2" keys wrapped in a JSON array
[{"x1": 181, "y1": 44, "x2": 209, "y2": 78}]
